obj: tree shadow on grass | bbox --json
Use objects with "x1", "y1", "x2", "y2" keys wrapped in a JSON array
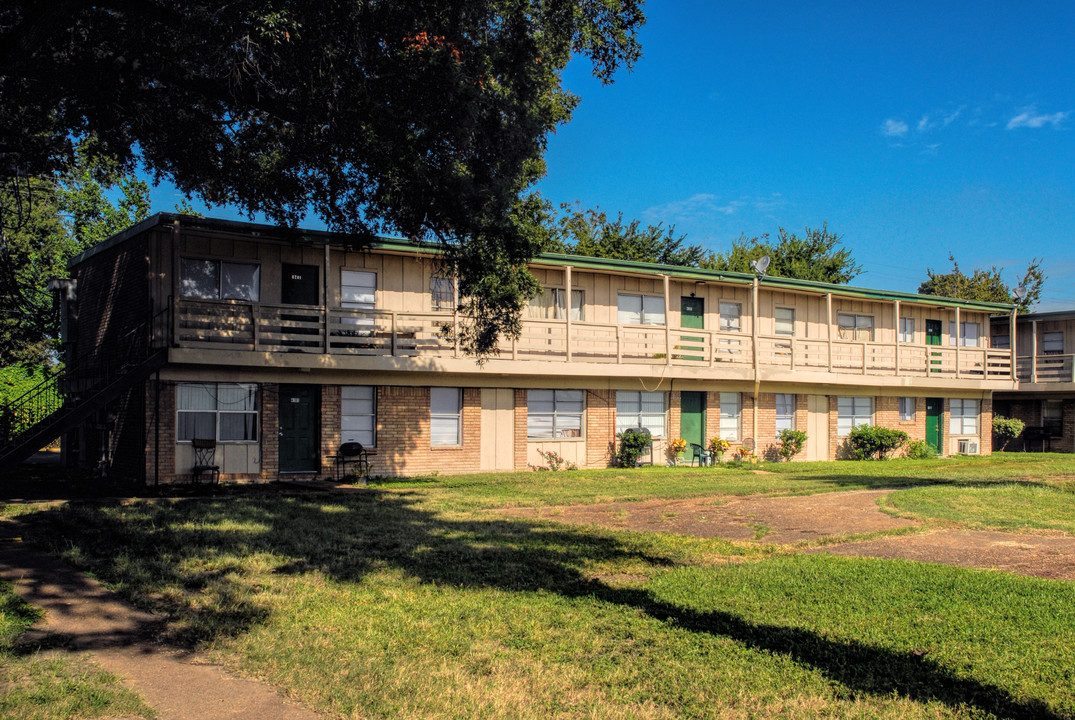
[{"x1": 22, "y1": 486, "x2": 1068, "y2": 720}]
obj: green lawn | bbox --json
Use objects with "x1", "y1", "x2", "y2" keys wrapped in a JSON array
[{"x1": 3, "y1": 453, "x2": 1075, "y2": 719}]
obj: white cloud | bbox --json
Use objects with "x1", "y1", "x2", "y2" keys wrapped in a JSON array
[
  {"x1": 941, "y1": 106, "x2": 964, "y2": 127},
  {"x1": 642, "y1": 193, "x2": 786, "y2": 227},
  {"x1": 882, "y1": 118, "x2": 909, "y2": 137},
  {"x1": 917, "y1": 115, "x2": 931, "y2": 132},
  {"x1": 1006, "y1": 107, "x2": 1068, "y2": 130}
]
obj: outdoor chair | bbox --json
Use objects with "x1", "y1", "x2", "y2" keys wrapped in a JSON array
[
  {"x1": 335, "y1": 441, "x2": 371, "y2": 480},
  {"x1": 191, "y1": 438, "x2": 220, "y2": 484},
  {"x1": 689, "y1": 443, "x2": 713, "y2": 467}
]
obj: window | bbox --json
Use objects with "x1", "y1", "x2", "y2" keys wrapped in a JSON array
[
  {"x1": 949, "y1": 399, "x2": 979, "y2": 435},
  {"x1": 837, "y1": 397, "x2": 873, "y2": 436},
  {"x1": 838, "y1": 314, "x2": 874, "y2": 341},
  {"x1": 177, "y1": 383, "x2": 258, "y2": 442},
  {"x1": 528, "y1": 390, "x2": 585, "y2": 438},
  {"x1": 1043, "y1": 332, "x2": 1064, "y2": 355},
  {"x1": 948, "y1": 321, "x2": 981, "y2": 347},
  {"x1": 775, "y1": 393, "x2": 795, "y2": 432},
  {"x1": 993, "y1": 334, "x2": 1010, "y2": 350},
  {"x1": 899, "y1": 397, "x2": 916, "y2": 422},
  {"x1": 616, "y1": 391, "x2": 666, "y2": 438},
  {"x1": 530, "y1": 288, "x2": 584, "y2": 320},
  {"x1": 431, "y1": 277, "x2": 455, "y2": 312},
  {"x1": 430, "y1": 388, "x2": 462, "y2": 446},
  {"x1": 899, "y1": 317, "x2": 915, "y2": 343},
  {"x1": 720, "y1": 392, "x2": 741, "y2": 441},
  {"x1": 342, "y1": 386, "x2": 376, "y2": 446},
  {"x1": 180, "y1": 259, "x2": 260, "y2": 301},
  {"x1": 719, "y1": 302, "x2": 742, "y2": 332},
  {"x1": 341, "y1": 270, "x2": 376, "y2": 329},
  {"x1": 1043, "y1": 401, "x2": 1063, "y2": 435},
  {"x1": 774, "y1": 308, "x2": 795, "y2": 336},
  {"x1": 617, "y1": 294, "x2": 664, "y2": 325}
]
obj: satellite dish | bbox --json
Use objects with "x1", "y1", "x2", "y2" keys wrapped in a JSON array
[
  {"x1": 1012, "y1": 284, "x2": 1027, "y2": 302},
  {"x1": 749, "y1": 255, "x2": 771, "y2": 277}
]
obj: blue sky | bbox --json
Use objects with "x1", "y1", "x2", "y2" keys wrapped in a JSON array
[{"x1": 153, "y1": 1, "x2": 1075, "y2": 308}]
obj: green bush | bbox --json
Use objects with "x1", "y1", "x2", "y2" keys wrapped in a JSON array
[
  {"x1": 905, "y1": 439, "x2": 938, "y2": 459},
  {"x1": 846, "y1": 424, "x2": 909, "y2": 460},
  {"x1": 992, "y1": 415, "x2": 1025, "y2": 440},
  {"x1": 776, "y1": 429, "x2": 807, "y2": 462},
  {"x1": 616, "y1": 428, "x2": 652, "y2": 468}
]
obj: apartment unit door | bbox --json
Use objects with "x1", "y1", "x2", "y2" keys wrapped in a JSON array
[
  {"x1": 279, "y1": 384, "x2": 321, "y2": 472},
  {"x1": 679, "y1": 297, "x2": 705, "y2": 361},
  {"x1": 480, "y1": 388, "x2": 515, "y2": 471},
  {"x1": 926, "y1": 319, "x2": 943, "y2": 373},
  {"x1": 806, "y1": 395, "x2": 829, "y2": 461},
  {"x1": 925, "y1": 398, "x2": 943, "y2": 454},
  {"x1": 680, "y1": 391, "x2": 706, "y2": 464}
]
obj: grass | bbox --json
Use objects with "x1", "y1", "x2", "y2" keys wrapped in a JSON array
[
  {"x1": 3, "y1": 453, "x2": 1075, "y2": 719},
  {"x1": 884, "y1": 482, "x2": 1075, "y2": 533},
  {"x1": 0, "y1": 580, "x2": 155, "y2": 720}
]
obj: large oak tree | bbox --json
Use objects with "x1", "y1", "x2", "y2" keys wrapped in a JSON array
[{"x1": 0, "y1": 1, "x2": 644, "y2": 355}]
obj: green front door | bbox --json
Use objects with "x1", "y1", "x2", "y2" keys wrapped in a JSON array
[
  {"x1": 925, "y1": 397, "x2": 943, "y2": 454},
  {"x1": 279, "y1": 384, "x2": 321, "y2": 472},
  {"x1": 680, "y1": 391, "x2": 705, "y2": 463},
  {"x1": 679, "y1": 296, "x2": 705, "y2": 361},
  {"x1": 926, "y1": 319, "x2": 942, "y2": 373}
]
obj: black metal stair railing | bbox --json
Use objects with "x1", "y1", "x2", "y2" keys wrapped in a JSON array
[{"x1": 0, "y1": 302, "x2": 172, "y2": 457}]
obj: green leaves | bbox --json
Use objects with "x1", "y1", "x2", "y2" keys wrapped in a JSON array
[
  {"x1": 701, "y1": 223, "x2": 862, "y2": 284},
  {"x1": 918, "y1": 255, "x2": 1044, "y2": 312}
]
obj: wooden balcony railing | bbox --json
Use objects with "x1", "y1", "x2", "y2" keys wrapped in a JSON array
[
  {"x1": 173, "y1": 299, "x2": 1013, "y2": 380},
  {"x1": 1016, "y1": 355, "x2": 1075, "y2": 383}
]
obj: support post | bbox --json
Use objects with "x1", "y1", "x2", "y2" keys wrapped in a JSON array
[
  {"x1": 1031, "y1": 320, "x2": 1038, "y2": 383},
  {"x1": 1009, "y1": 307, "x2": 1017, "y2": 382},
  {"x1": 826, "y1": 292, "x2": 833, "y2": 373},
  {"x1": 893, "y1": 299, "x2": 901, "y2": 375},
  {"x1": 955, "y1": 307, "x2": 961, "y2": 378},
  {"x1": 664, "y1": 274, "x2": 672, "y2": 365},
  {"x1": 323, "y1": 243, "x2": 330, "y2": 354},
  {"x1": 565, "y1": 265, "x2": 573, "y2": 362}
]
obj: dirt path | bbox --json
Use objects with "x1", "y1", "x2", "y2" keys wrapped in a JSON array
[
  {"x1": 508, "y1": 490, "x2": 1075, "y2": 580},
  {"x1": 0, "y1": 519, "x2": 322, "y2": 720}
]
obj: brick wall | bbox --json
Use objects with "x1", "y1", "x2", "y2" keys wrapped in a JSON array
[
  {"x1": 514, "y1": 389, "x2": 529, "y2": 470},
  {"x1": 701, "y1": 391, "x2": 755, "y2": 459},
  {"x1": 260, "y1": 384, "x2": 279, "y2": 480},
  {"x1": 374, "y1": 386, "x2": 481, "y2": 476},
  {"x1": 319, "y1": 385, "x2": 341, "y2": 476},
  {"x1": 586, "y1": 389, "x2": 616, "y2": 468},
  {"x1": 144, "y1": 378, "x2": 176, "y2": 484}
]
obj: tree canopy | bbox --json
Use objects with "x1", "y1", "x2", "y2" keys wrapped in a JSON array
[
  {"x1": 547, "y1": 204, "x2": 706, "y2": 266},
  {"x1": 1, "y1": 1, "x2": 645, "y2": 355},
  {"x1": 918, "y1": 255, "x2": 1044, "y2": 313},
  {"x1": 700, "y1": 224, "x2": 862, "y2": 284}
]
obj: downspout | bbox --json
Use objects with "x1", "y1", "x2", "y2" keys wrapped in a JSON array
[{"x1": 1009, "y1": 306, "x2": 1017, "y2": 383}]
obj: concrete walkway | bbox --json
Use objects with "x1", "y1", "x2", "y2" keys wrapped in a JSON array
[{"x1": 0, "y1": 518, "x2": 322, "y2": 720}]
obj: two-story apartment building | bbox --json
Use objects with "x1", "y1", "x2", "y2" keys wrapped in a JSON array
[
  {"x1": 47, "y1": 214, "x2": 1015, "y2": 482},
  {"x1": 991, "y1": 311, "x2": 1075, "y2": 451}
]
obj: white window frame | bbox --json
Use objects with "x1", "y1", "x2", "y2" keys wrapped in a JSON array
[
  {"x1": 341, "y1": 386, "x2": 376, "y2": 447},
  {"x1": 719, "y1": 392, "x2": 741, "y2": 441},
  {"x1": 899, "y1": 397, "x2": 916, "y2": 422},
  {"x1": 179, "y1": 258, "x2": 261, "y2": 301},
  {"x1": 838, "y1": 314, "x2": 874, "y2": 341},
  {"x1": 775, "y1": 393, "x2": 795, "y2": 432},
  {"x1": 617, "y1": 293, "x2": 665, "y2": 326},
  {"x1": 177, "y1": 382, "x2": 259, "y2": 443},
  {"x1": 719, "y1": 302, "x2": 742, "y2": 332},
  {"x1": 837, "y1": 396, "x2": 873, "y2": 436},
  {"x1": 615, "y1": 391, "x2": 667, "y2": 438},
  {"x1": 774, "y1": 308, "x2": 795, "y2": 336},
  {"x1": 1042, "y1": 332, "x2": 1064, "y2": 355},
  {"x1": 527, "y1": 390, "x2": 585, "y2": 439},
  {"x1": 899, "y1": 317, "x2": 915, "y2": 343},
  {"x1": 340, "y1": 269, "x2": 376, "y2": 330},
  {"x1": 948, "y1": 321, "x2": 981, "y2": 347},
  {"x1": 1042, "y1": 400, "x2": 1062, "y2": 435},
  {"x1": 530, "y1": 287, "x2": 584, "y2": 321},
  {"x1": 431, "y1": 277, "x2": 455, "y2": 312},
  {"x1": 430, "y1": 387, "x2": 462, "y2": 447},
  {"x1": 949, "y1": 399, "x2": 979, "y2": 435}
]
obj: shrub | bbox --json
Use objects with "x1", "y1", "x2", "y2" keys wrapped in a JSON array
[
  {"x1": 993, "y1": 415, "x2": 1025, "y2": 441},
  {"x1": 777, "y1": 429, "x2": 808, "y2": 462},
  {"x1": 846, "y1": 424, "x2": 909, "y2": 460},
  {"x1": 616, "y1": 428, "x2": 652, "y2": 467},
  {"x1": 905, "y1": 439, "x2": 938, "y2": 459},
  {"x1": 534, "y1": 448, "x2": 577, "y2": 471}
]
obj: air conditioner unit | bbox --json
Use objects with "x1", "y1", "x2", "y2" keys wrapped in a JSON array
[{"x1": 957, "y1": 439, "x2": 979, "y2": 455}]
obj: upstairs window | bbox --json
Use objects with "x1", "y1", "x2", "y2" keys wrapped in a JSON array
[
  {"x1": 774, "y1": 308, "x2": 795, "y2": 336},
  {"x1": 177, "y1": 383, "x2": 259, "y2": 442},
  {"x1": 993, "y1": 333, "x2": 1010, "y2": 350},
  {"x1": 719, "y1": 302, "x2": 742, "y2": 332},
  {"x1": 530, "y1": 288, "x2": 585, "y2": 321},
  {"x1": 341, "y1": 270, "x2": 376, "y2": 311},
  {"x1": 431, "y1": 277, "x2": 455, "y2": 312},
  {"x1": 838, "y1": 314, "x2": 874, "y2": 341},
  {"x1": 899, "y1": 317, "x2": 915, "y2": 343},
  {"x1": 180, "y1": 259, "x2": 260, "y2": 301},
  {"x1": 618, "y1": 294, "x2": 665, "y2": 326},
  {"x1": 527, "y1": 390, "x2": 585, "y2": 438},
  {"x1": 949, "y1": 322, "x2": 981, "y2": 347},
  {"x1": 1042, "y1": 332, "x2": 1064, "y2": 355}
]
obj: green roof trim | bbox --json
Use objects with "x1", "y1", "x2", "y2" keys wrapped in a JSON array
[{"x1": 69, "y1": 213, "x2": 1013, "y2": 313}]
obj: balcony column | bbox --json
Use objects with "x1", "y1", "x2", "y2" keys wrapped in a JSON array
[
  {"x1": 323, "y1": 243, "x2": 330, "y2": 354},
  {"x1": 453, "y1": 280, "x2": 460, "y2": 358},
  {"x1": 1009, "y1": 306, "x2": 1017, "y2": 382},
  {"x1": 955, "y1": 306, "x2": 961, "y2": 378},
  {"x1": 565, "y1": 265, "x2": 573, "y2": 362},
  {"x1": 826, "y1": 292, "x2": 833, "y2": 372},
  {"x1": 170, "y1": 219, "x2": 180, "y2": 345},
  {"x1": 893, "y1": 299, "x2": 901, "y2": 375},
  {"x1": 1031, "y1": 320, "x2": 1038, "y2": 383},
  {"x1": 664, "y1": 273, "x2": 672, "y2": 366},
  {"x1": 752, "y1": 276, "x2": 760, "y2": 446}
]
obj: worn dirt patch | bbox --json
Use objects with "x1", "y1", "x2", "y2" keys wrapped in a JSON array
[{"x1": 509, "y1": 490, "x2": 916, "y2": 543}]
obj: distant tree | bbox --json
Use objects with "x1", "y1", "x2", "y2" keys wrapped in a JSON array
[
  {"x1": 549, "y1": 204, "x2": 706, "y2": 266},
  {"x1": 701, "y1": 224, "x2": 862, "y2": 284},
  {"x1": 918, "y1": 255, "x2": 1044, "y2": 313}
]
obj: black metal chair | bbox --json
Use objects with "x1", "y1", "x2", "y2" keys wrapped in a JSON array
[
  {"x1": 689, "y1": 442, "x2": 713, "y2": 467},
  {"x1": 191, "y1": 438, "x2": 220, "y2": 484},
  {"x1": 335, "y1": 441, "x2": 370, "y2": 480}
]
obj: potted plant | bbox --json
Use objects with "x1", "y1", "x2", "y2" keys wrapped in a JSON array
[
  {"x1": 708, "y1": 437, "x2": 729, "y2": 464},
  {"x1": 669, "y1": 437, "x2": 687, "y2": 465}
]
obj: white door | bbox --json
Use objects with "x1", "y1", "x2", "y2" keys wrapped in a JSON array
[
  {"x1": 806, "y1": 395, "x2": 829, "y2": 461},
  {"x1": 480, "y1": 388, "x2": 515, "y2": 471}
]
